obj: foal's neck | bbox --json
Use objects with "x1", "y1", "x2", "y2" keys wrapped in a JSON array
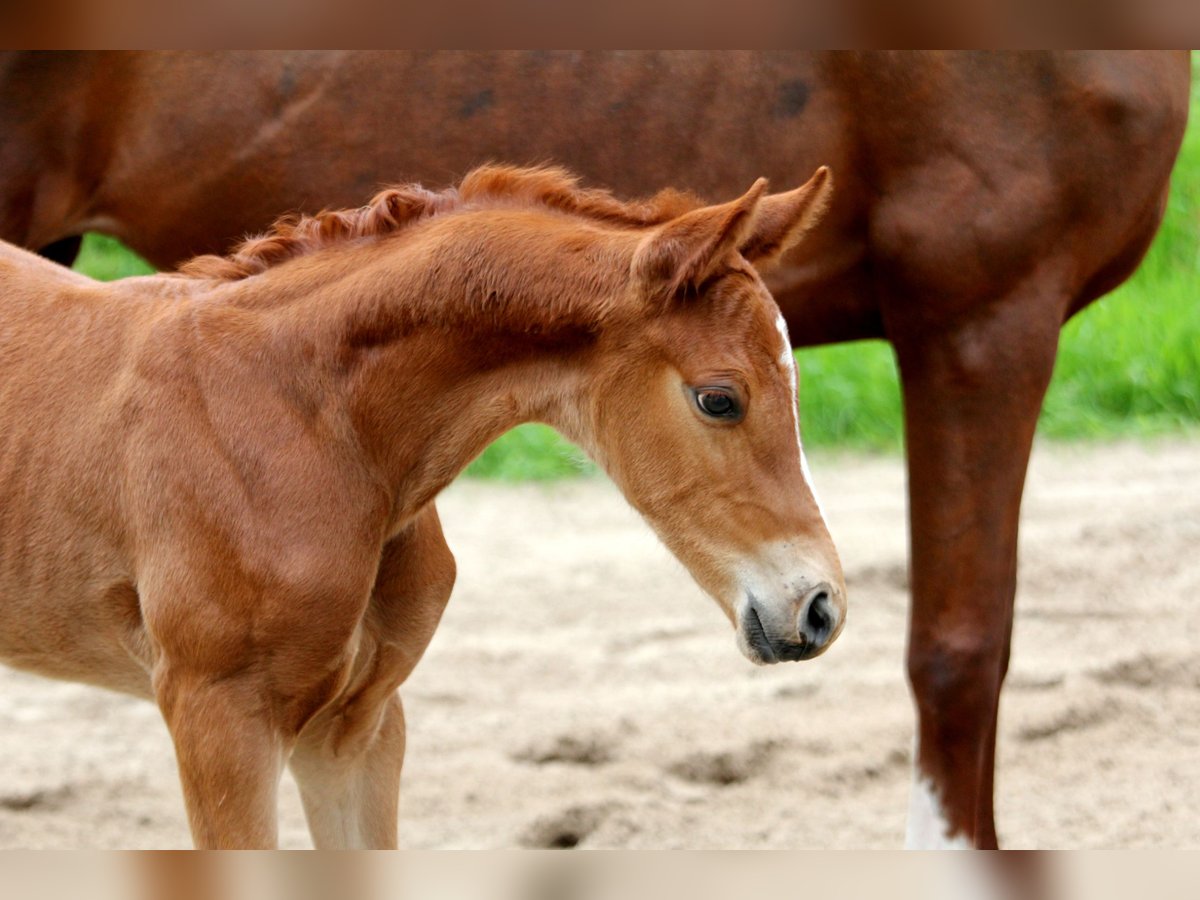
[
  {"x1": 221, "y1": 215, "x2": 629, "y2": 524},
  {"x1": 347, "y1": 326, "x2": 594, "y2": 521}
]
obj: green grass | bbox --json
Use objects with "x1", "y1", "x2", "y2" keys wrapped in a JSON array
[
  {"x1": 74, "y1": 234, "x2": 155, "y2": 281},
  {"x1": 1025, "y1": 69, "x2": 1200, "y2": 441},
  {"x1": 73, "y1": 73, "x2": 1200, "y2": 478},
  {"x1": 466, "y1": 423, "x2": 593, "y2": 480}
]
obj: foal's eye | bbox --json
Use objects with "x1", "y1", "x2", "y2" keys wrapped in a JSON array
[{"x1": 694, "y1": 388, "x2": 741, "y2": 420}]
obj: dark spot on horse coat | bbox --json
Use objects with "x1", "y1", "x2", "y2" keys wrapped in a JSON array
[
  {"x1": 773, "y1": 79, "x2": 809, "y2": 119},
  {"x1": 278, "y1": 65, "x2": 297, "y2": 100},
  {"x1": 459, "y1": 88, "x2": 495, "y2": 119},
  {"x1": 1034, "y1": 57, "x2": 1058, "y2": 94}
]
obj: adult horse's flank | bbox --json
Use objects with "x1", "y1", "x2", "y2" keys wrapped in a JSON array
[
  {"x1": 0, "y1": 51, "x2": 1190, "y2": 847},
  {"x1": 0, "y1": 165, "x2": 842, "y2": 848}
]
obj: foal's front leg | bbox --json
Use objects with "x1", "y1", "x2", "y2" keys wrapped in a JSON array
[
  {"x1": 288, "y1": 506, "x2": 457, "y2": 849},
  {"x1": 289, "y1": 692, "x2": 408, "y2": 849},
  {"x1": 155, "y1": 671, "x2": 288, "y2": 849},
  {"x1": 144, "y1": 557, "x2": 381, "y2": 848}
]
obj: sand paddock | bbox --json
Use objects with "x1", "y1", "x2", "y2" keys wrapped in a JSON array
[{"x1": 1, "y1": 439, "x2": 1197, "y2": 848}]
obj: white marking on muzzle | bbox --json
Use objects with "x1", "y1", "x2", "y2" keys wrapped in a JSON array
[{"x1": 775, "y1": 313, "x2": 825, "y2": 519}]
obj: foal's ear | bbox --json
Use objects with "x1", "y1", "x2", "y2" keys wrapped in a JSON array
[
  {"x1": 632, "y1": 178, "x2": 768, "y2": 298},
  {"x1": 739, "y1": 166, "x2": 833, "y2": 267}
]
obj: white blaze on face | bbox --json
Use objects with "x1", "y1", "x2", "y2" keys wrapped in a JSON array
[
  {"x1": 774, "y1": 313, "x2": 825, "y2": 519},
  {"x1": 906, "y1": 768, "x2": 973, "y2": 850}
]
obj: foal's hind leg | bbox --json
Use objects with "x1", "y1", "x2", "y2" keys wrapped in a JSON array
[{"x1": 288, "y1": 505, "x2": 456, "y2": 849}]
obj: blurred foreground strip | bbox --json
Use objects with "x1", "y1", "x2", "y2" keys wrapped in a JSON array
[
  {"x1": 1, "y1": 0, "x2": 1196, "y2": 45},
  {"x1": 1, "y1": 852, "x2": 1198, "y2": 900}
]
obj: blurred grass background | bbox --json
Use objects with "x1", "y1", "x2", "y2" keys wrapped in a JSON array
[{"x1": 74, "y1": 78, "x2": 1200, "y2": 479}]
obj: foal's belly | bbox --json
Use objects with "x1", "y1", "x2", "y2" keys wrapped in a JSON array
[{"x1": 0, "y1": 576, "x2": 154, "y2": 699}]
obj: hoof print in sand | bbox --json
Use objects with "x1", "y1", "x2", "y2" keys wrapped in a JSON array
[
  {"x1": 511, "y1": 732, "x2": 617, "y2": 766},
  {"x1": 1088, "y1": 653, "x2": 1200, "y2": 690},
  {"x1": 520, "y1": 803, "x2": 611, "y2": 848},
  {"x1": 1017, "y1": 702, "x2": 1116, "y2": 742},
  {"x1": 1007, "y1": 672, "x2": 1066, "y2": 692},
  {"x1": 823, "y1": 746, "x2": 910, "y2": 795},
  {"x1": 0, "y1": 784, "x2": 75, "y2": 812},
  {"x1": 773, "y1": 681, "x2": 820, "y2": 700},
  {"x1": 666, "y1": 740, "x2": 776, "y2": 786}
]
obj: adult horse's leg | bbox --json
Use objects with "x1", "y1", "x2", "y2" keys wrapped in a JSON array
[
  {"x1": 888, "y1": 287, "x2": 1065, "y2": 848},
  {"x1": 288, "y1": 506, "x2": 456, "y2": 849}
]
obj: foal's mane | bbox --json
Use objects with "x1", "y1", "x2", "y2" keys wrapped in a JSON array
[{"x1": 181, "y1": 165, "x2": 703, "y2": 281}]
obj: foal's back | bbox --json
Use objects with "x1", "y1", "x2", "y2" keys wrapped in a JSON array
[
  {"x1": 0, "y1": 242, "x2": 168, "y2": 445},
  {"x1": 0, "y1": 242, "x2": 144, "y2": 469}
]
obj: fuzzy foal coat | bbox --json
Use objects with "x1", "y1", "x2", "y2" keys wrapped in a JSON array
[{"x1": 0, "y1": 165, "x2": 840, "y2": 847}]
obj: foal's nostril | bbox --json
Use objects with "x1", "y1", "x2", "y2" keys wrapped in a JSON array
[
  {"x1": 798, "y1": 584, "x2": 836, "y2": 649},
  {"x1": 807, "y1": 591, "x2": 831, "y2": 633}
]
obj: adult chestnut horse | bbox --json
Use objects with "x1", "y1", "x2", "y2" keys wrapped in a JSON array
[
  {"x1": 0, "y1": 51, "x2": 1191, "y2": 847},
  {"x1": 0, "y1": 165, "x2": 843, "y2": 848}
]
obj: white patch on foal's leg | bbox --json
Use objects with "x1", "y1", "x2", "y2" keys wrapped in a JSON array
[{"x1": 906, "y1": 768, "x2": 973, "y2": 849}]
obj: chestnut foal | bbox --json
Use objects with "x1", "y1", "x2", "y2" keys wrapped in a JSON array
[{"x1": 0, "y1": 165, "x2": 843, "y2": 848}]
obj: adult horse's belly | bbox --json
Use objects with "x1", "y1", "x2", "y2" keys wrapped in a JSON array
[
  {"x1": 99, "y1": 53, "x2": 858, "y2": 284},
  {"x1": 99, "y1": 51, "x2": 1187, "y2": 341}
]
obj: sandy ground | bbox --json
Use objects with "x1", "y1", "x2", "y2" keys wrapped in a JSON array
[{"x1": 1, "y1": 439, "x2": 1197, "y2": 849}]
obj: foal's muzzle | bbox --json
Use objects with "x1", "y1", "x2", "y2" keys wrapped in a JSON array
[{"x1": 740, "y1": 584, "x2": 840, "y2": 664}]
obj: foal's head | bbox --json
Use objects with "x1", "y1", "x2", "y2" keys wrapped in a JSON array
[{"x1": 576, "y1": 168, "x2": 846, "y2": 664}]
